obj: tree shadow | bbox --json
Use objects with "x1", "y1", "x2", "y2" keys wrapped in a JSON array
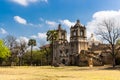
[{"x1": 97, "y1": 65, "x2": 120, "y2": 70}]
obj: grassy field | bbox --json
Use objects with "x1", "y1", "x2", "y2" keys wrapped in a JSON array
[{"x1": 0, "y1": 66, "x2": 120, "y2": 80}]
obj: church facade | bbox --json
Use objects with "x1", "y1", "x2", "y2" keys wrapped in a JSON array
[{"x1": 53, "y1": 20, "x2": 89, "y2": 66}]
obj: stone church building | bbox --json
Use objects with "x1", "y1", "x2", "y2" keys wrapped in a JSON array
[
  {"x1": 45, "y1": 19, "x2": 117, "y2": 66},
  {"x1": 52, "y1": 20, "x2": 95, "y2": 66}
]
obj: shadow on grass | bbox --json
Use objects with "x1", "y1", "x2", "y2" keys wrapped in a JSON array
[
  {"x1": 1, "y1": 65, "x2": 120, "y2": 71},
  {"x1": 98, "y1": 66, "x2": 120, "y2": 70}
]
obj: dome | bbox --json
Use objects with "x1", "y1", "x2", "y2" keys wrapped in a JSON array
[
  {"x1": 74, "y1": 20, "x2": 83, "y2": 27},
  {"x1": 88, "y1": 33, "x2": 101, "y2": 46}
]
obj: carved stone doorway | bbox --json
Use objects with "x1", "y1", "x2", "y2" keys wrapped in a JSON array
[{"x1": 62, "y1": 59, "x2": 66, "y2": 64}]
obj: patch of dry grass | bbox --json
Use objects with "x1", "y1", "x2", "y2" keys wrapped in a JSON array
[{"x1": 0, "y1": 66, "x2": 120, "y2": 80}]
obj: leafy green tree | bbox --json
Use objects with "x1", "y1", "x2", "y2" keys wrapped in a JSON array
[
  {"x1": 41, "y1": 47, "x2": 51, "y2": 65},
  {"x1": 28, "y1": 39, "x2": 36, "y2": 65},
  {"x1": 46, "y1": 30, "x2": 58, "y2": 65},
  {"x1": 23, "y1": 50, "x2": 47, "y2": 66},
  {"x1": 0, "y1": 40, "x2": 11, "y2": 65}
]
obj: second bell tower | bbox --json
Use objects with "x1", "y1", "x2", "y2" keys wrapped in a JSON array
[{"x1": 70, "y1": 20, "x2": 88, "y2": 55}]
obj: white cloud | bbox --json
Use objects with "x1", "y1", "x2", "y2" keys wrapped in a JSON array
[
  {"x1": 14, "y1": 16, "x2": 27, "y2": 25},
  {"x1": 46, "y1": 20, "x2": 58, "y2": 27},
  {"x1": 29, "y1": 23, "x2": 43, "y2": 27},
  {"x1": 60, "y1": 19, "x2": 75, "y2": 28},
  {"x1": 16, "y1": 36, "x2": 40, "y2": 50},
  {"x1": 86, "y1": 10, "x2": 120, "y2": 37},
  {"x1": 13, "y1": 16, "x2": 44, "y2": 27},
  {"x1": 30, "y1": 32, "x2": 47, "y2": 46},
  {"x1": 93, "y1": 10, "x2": 120, "y2": 20},
  {"x1": 11, "y1": 0, "x2": 48, "y2": 6},
  {"x1": 16, "y1": 36, "x2": 29, "y2": 43},
  {"x1": 38, "y1": 33, "x2": 47, "y2": 39},
  {"x1": 0, "y1": 28, "x2": 8, "y2": 34},
  {"x1": 67, "y1": 33, "x2": 70, "y2": 42},
  {"x1": 30, "y1": 35, "x2": 38, "y2": 39},
  {"x1": 30, "y1": 32, "x2": 46, "y2": 39}
]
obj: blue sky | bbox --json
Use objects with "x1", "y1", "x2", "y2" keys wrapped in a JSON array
[{"x1": 0, "y1": 0, "x2": 120, "y2": 46}]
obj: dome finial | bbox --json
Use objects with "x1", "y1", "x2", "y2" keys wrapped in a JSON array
[
  {"x1": 77, "y1": 19, "x2": 80, "y2": 23},
  {"x1": 58, "y1": 24, "x2": 62, "y2": 30},
  {"x1": 91, "y1": 33, "x2": 94, "y2": 37}
]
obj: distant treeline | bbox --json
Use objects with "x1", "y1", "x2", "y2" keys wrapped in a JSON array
[{"x1": 0, "y1": 35, "x2": 52, "y2": 66}]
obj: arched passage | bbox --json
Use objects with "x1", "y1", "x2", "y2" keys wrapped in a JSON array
[{"x1": 62, "y1": 59, "x2": 66, "y2": 64}]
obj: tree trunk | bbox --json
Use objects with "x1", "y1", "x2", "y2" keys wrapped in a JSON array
[
  {"x1": 41, "y1": 55, "x2": 42, "y2": 66},
  {"x1": 47, "y1": 54, "x2": 49, "y2": 65},
  {"x1": 112, "y1": 45, "x2": 116, "y2": 68},
  {"x1": 112, "y1": 57, "x2": 116, "y2": 68},
  {"x1": 0, "y1": 58, "x2": 3, "y2": 66},
  {"x1": 51, "y1": 44, "x2": 53, "y2": 66},
  {"x1": 31, "y1": 46, "x2": 33, "y2": 66},
  {"x1": 50, "y1": 43, "x2": 54, "y2": 66},
  {"x1": 18, "y1": 57, "x2": 21, "y2": 66}
]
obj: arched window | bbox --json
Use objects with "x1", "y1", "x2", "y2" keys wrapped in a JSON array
[
  {"x1": 61, "y1": 35, "x2": 64, "y2": 39},
  {"x1": 80, "y1": 30, "x2": 84, "y2": 36},
  {"x1": 61, "y1": 33, "x2": 64, "y2": 39},
  {"x1": 73, "y1": 31, "x2": 76, "y2": 36}
]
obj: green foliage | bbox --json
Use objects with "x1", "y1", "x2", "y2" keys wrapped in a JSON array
[
  {"x1": 0, "y1": 40, "x2": 11, "y2": 59},
  {"x1": 46, "y1": 30, "x2": 58, "y2": 65},
  {"x1": 40, "y1": 47, "x2": 52, "y2": 65},
  {"x1": 28, "y1": 39, "x2": 36, "y2": 65},
  {"x1": 0, "y1": 40, "x2": 11, "y2": 65},
  {"x1": 22, "y1": 48, "x2": 51, "y2": 66},
  {"x1": 28, "y1": 39, "x2": 36, "y2": 46},
  {"x1": 46, "y1": 30, "x2": 58, "y2": 43}
]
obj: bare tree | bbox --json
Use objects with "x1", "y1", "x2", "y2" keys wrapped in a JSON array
[
  {"x1": 4, "y1": 35, "x2": 17, "y2": 65},
  {"x1": 17, "y1": 39, "x2": 28, "y2": 66},
  {"x1": 4, "y1": 35, "x2": 28, "y2": 66},
  {"x1": 4, "y1": 35, "x2": 16, "y2": 49},
  {"x1": 96, "y1": 19, "x2": 120, "y2": 68}
]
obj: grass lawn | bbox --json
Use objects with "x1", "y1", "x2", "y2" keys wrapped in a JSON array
[{"x1": 0, "y1": 66, "x2": 120, "y2": 80}]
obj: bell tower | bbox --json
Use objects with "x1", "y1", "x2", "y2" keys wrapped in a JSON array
[
  {"x1": 53, "y1": 24, "x2": 70, "y2": 66},
  {"x1": 70, "y1": 20, "x2": 88, "y2": 55}
]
